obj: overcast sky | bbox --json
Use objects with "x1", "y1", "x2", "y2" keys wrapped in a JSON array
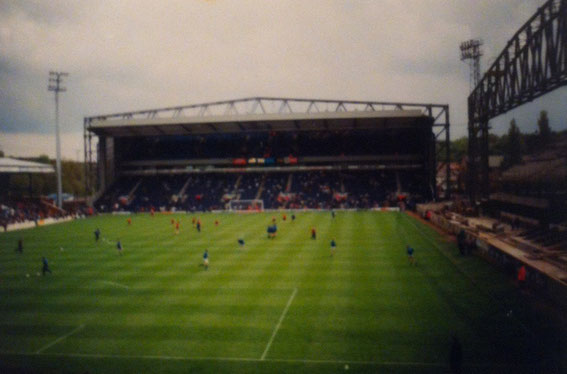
[{"x1": 1, "y1": 0, "x2": 565, "y2": 159}]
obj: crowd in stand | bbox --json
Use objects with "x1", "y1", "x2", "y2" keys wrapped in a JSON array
[
  {"x1": 96, "y1": 170, "x2": 428, "y2": 213},
  {"x1": 0, "y1": 199, "x2": 82, "y2": 231},
  {"x1": 96, "y1": 126, "x2": 433, "y2": 212},
  {"x1": 263, "y1": 173, "x2": 288, "y2": 209},
  {"x1": 237, "y1": 174, "x2": 263, "y2": 200},
  {"x1": 0, "y1": 200, "x2": 45, "y2": 228}
]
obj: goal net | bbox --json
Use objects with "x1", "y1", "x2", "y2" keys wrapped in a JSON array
[{"x1": 227, "y1": 199, "x2": 264, "y2": 212}]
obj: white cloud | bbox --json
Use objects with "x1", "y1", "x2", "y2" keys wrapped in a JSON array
[
  {"x1": 0, "y1": 0, "x2": 564, "y2": 160},
  {"x1": 0, "y1": 132, "x2": 89, "y2": 160}
]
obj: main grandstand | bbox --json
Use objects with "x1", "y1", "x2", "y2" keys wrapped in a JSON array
[{"x1": 84, "y1": 98, "x2": 450, "y2": 212}]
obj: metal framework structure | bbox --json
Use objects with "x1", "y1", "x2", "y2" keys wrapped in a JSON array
[
  {"x1": 468, "y1": 0, "x2": 567, "y2": 201},
  {"x1": 48, "y1": 71, "x2": 68, "y2": 209},
  {"x1": 84, "y1": 97, "x2": 450, "y2": 200},
  {"x1": 460, "y1": 39, "x2": 484, "y2": 92}
]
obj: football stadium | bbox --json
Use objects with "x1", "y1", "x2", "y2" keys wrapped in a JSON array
[{"x1": 1, "y1": 1, "x2": 567, "y2": 373}]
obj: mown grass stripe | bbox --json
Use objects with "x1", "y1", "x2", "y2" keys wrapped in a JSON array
[
  {"x1": 402, "y1": 213, "x2": 533, "y2": 335},
  {"x1": 0, "y1": 350, "x2": 533, "y2": 369},
  {"x1": 0, "y1": 212, "x2": 561, "y2": 372}
]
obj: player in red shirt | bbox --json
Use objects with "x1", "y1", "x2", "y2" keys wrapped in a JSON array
[
  {"x1": 127, "y1": 217, "x2": 132, "y2": 225},
  {"x1": 311, "y1": 227, "x2": 316, "y2": 239},
  {"x1": 518, "y1": 265, "x2": 527, "y2": 289}
]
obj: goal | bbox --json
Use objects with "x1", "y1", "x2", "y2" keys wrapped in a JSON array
[{"x1": 227, "y1": 199, "x2": 264, "y2": 212}]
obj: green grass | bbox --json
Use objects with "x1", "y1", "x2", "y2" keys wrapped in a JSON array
[{"x1": 0, "y1": 211, "x2": 564, "y2": 373}]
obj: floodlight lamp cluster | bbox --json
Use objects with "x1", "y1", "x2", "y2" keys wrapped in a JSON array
[
  {"x1": 460, "y1": 39, "x2": 483, "y2": 60},
  {"x1": 48, "y1": 71, "x2": 68, "y2": 92}
]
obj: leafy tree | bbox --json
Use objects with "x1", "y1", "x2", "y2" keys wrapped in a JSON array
[
  {"x1": 9, "y1": 175, "x2": 31, "y2": 197},
  {"x1": 489, "y1": 133, "x2": 507, "y2": 155},
  {"x1": 5, "y1": 156, "x2": 85, "y2": 198},
  {"x1": 503, "y1": 119, "x2": 523, "y2": 168},
  {"x1": 62, "y1": 160, "x2": 85, "y2": 196},
  {"x1": 523, "y1": 132, "x2": 540, "y2": 155},
  {"x1": 537, "y1": 110, "x2": 552, "y2": 146},
  {"x1": 36, "y1": 154, "x2": 50, "y2": 164},
  {"x1": 448, "y1": 136, "x2": 468, "y2": 162}
]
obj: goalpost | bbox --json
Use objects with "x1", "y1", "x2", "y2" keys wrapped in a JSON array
[{"x1": 227, "y1": 199, "x2": 264, "y2": 212}]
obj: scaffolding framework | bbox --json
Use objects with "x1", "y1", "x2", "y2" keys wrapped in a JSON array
[{"x1": 468, "y1": 0, "x2": 567, "y2": 202}]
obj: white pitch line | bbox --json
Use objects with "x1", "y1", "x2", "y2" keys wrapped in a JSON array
[
  {"x1": 260, "y1": 287, "x2": 297, "y2": 360},
  {"x1": 35, "y1": 324, "x2": 85, "y2": 354},
  {"x1": 0, "y1": 351, "x2": 526, "y2": 369},
  {"x1": 100, "y1": 280, "x2": 130, "y2": 289}
]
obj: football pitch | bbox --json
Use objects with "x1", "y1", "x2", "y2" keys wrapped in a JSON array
[{"x1": 0, "y1": 211, "x2": 564, "y2": 373}]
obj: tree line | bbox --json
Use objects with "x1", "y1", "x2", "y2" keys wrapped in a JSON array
[
  {"x1": 449, "y1": 110, "x2": 563, "y2": 168},
  {"x1": 2, "y1": 153, "x2": 87, "y2": 199}
]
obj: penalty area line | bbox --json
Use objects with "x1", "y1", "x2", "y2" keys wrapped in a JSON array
[
  {"x1": 35, "y1": 324, "x2": 85, "y2": 354},
  {"x1": 261, "y1": 287, "x2": 297, "y2": 360}
]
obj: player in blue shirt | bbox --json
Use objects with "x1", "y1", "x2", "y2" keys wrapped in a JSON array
[
  {"x1": 291, "y1": 213, "x2": 296, "y2": 222},
  {"x1": 203, "y1": 249, "x2": 209, "y2": 270},
  {"x1": 16, "y1": 238, "x2": 23, "y2": 253},
  {"x1": 267, "y1": 224, "x2": 277, "y2": 239},
  {"x1": 238, "y1": 238, "x2": 245, "y2": 247},
  {"x1": 42, "y1": 257, "x2": 51, "y2": 275},
  {"x1": 406, "y1": 245, "x2": 415, "y2": 265},
  {"x1": 117, "y1": 240, "x2": 123, "y2": 256},
  {"x1": 330, "y1": 239, "x2": 337, "y2": 257},
  {"x1": 94, "y1": 228, "x2": 101, "y2": 242}
]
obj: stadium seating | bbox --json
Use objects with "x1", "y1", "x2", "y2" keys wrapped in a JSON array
[
  {"x1": 95, "y1": 177, "x2": 140, "y2": 212},
  {"x1": 237, "y1": 174, "x2": 263, "y2": 200},
  {"x1": 95, "y1": 167, "x2": 434, "y2": 212},
  {"x1": 262, "y1": 173, "x2": 290, "y2": 209},
  {"x1": 96, "y1": 170, "x2": 424, "y2": 212},
  {"x1": 518, "y1": 227, "x2": 567, "y2": 251},
  {"x1": 95, "y1": 122, "x2": 435, "y2": 212},
  {"x1": 131, "y1": 175, "x2": 186, "y2": 210},
  {"x1": 0, "y1": 197, "x2": 77, "y2": 230},
  {"x1": 180, "y1": 173, "x2": 238, "y2": 211},
  {"x1": 114, "y1": 129, "x2": 428, "y2": 161}
]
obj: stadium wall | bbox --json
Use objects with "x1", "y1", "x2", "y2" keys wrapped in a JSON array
[
  {"x1": 1, "y1": 216, "x2": 77, "y2": 233},
  {"x1": 110, "y1": 207, "x2": 401, "y2": 214}
]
